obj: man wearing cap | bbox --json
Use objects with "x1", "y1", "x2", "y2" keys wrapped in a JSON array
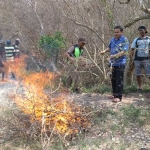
[
  {"x1": 66, "y1": 38, "x2": 86, "y2": 63},
  {"x1": 13, "y1": 38, "x2": 20, "y2": 58},
  {"x1": 130, "y1": 26, "x2": 150, "y2": 91},
  {"x1": 65, "y1": 38, "x2": 87, "y2": 93}
]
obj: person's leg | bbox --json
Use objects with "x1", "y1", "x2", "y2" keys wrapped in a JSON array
[
  {"x1": 10, "y1": 61, "x2": 16, "y2": 79},
  {"x1": 2, "y1": 72, "x2": 4, "y2": 81},
  {"x1": 143, "y1": 59, "x2": 150, "y2": 76},
  {"x1": 137, "y1": 76, "x2": 142, "y2": 89},
  {"x1": 0, "y1": 56, "x2": 4, "y2": 67},
  {"x1": 11, "y1": 72, "x2": 15, "y2": 78},
  {"x1": 143, "y1": 60, "x2": 150, "y2": 97},
  {"x1": 111, "y1": 66, "x2": 116, "y2": 98},
  {"x1": 72, "y1": 72, "x2": 80, "y2": 93},
  {"x1": 66, "y1": 75, "x2": 72, "y2": 89},
  {"x1": 113, "y1": 65, "x2": 125, "y2": 101},
  {"x1": 134, "y1": 61, "x2": 142, "y2": 89}
]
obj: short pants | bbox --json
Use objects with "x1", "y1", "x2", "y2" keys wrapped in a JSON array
[{"x1": 134, "y1": 60, "x2": 150, "y2": 76}]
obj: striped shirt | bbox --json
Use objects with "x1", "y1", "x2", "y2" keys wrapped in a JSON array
[{"x1": 5, "y1": 46, "x2": 15, "y2": 61}]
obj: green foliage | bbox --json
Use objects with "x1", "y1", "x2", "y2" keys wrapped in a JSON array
[
  {"x1": 124, "y1": 84, "x2": 138, "y2": 94},
  {"x1": 82, "y1": 84, "x2": 112, "y2": 94},
  {"x1": 39, "y1": 31, "x2": 66, "y2": 58},
  {"x1": 124, "y1": 84, "x2": 150, "y2": 94},
  {"x1": 83, "y1": 83, "x2": 150, "y2": 94}
]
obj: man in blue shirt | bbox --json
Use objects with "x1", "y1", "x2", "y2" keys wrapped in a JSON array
[{"x1": 101, "y1": 26, "x2": 129, "y2": 102}]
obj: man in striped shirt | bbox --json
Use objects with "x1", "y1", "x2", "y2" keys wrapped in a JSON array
[
  {"x1": 5, "y1": 40, "x2": 15, "y2": 78},
  {"x1": 5, "y1": 40, "x2": 15, "y2": 62}
]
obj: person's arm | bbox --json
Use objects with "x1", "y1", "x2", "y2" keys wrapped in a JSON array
[
  {"x1": 101, "y1": 39, "x2": 112, "y2": 54},
  {"x1": 66, "y1": 51, "x2": 74, "y2": 63},
  {"x1": 65, "y1": 46, "x2": 75, "y2": 63},
  {"x1": 100, "y1": 47, "x2": 110, "y2": 54},
  {"x1": 110, "y1": 51, "x2": 126, "y2": 59},
  {"x1": 110, "y1": 38, "x2": 129, "y2": 59}
]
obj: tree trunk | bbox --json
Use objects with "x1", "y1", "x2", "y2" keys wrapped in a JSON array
[
  {"x1": 49, "y1": 51, "x2": 58, "y2": 72},
  {"x1": 124, "y1": 61, "x2": 134, "y2": 86}
]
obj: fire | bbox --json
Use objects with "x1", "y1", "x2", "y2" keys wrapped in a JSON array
[{"x1": 13, "y1": 55, "x2": 89, "y2": 135}]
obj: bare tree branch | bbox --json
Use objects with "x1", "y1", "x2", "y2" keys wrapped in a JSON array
[
  {"x1": 124, "y1": 15, "x2": 150, "y2": 28},
  {"x1": 118, "y1": 0, "x2": 130, "y2": 4},
  {"x1": 56, "y1": 0, "x2": 107, "y2": 47},
  {"x1": 141, "y1": 4, "x2": 150, "y2": 14},
  {"x1": 69, "y1": 18, "x2": 107, "y2": 47}
]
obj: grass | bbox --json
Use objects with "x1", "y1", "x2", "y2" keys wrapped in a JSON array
[
  {"x1": 82, "y1": 84, "x2": 112, "y2": 94},
  {"x1": 1, "y1": 90, "x2": 150, "y2": 150},
  {"x1": 120, "y1": 104, "x2": 150, "y2": 127},
  {"x1": 82, "y1": 83, "x2": 150, "y2": 94},
  {"x1": 121, "y1": 104, "x2": 141, "y2": 123},
  {"x1": 1, "y1": 104, "x2": 150, "y2": 150},
  {"x1": 124, "y1": 84, "x2": 150, "y2": 94}
]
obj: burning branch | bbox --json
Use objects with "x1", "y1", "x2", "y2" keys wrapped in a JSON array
[{"x1": 12, "y1": 55, "x2": 90, "y2": 140}]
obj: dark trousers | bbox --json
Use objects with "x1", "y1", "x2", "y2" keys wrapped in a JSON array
[{"x1": 111, "y1": 65, "x2": 125, "y2": 100}]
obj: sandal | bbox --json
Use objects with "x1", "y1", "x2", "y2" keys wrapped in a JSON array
[{"x1": 112, "y1": 98, "x2": 121, "y2": 103}]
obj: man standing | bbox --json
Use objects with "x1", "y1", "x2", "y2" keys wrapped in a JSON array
[
  {"x1": 5, "y1": 40, "x2": 15, "y2": 78},
  {"x1": 13, "y1": 38, "x2": 20, "y2": 74},
  {"x1": 101, "y1": 26, "x2": 129, "y2": 102},
  {"x1": 0, "y1": 39, "x2": 5, "y2": 61},
  {"x1": 13, "y1": 38, "x2": 20, "y2": 58},
  {"x1": 130, "y1": 26, "x2": 150, "y2": 91},
  {"x1": 65, "y1": 38, "x2": 87, "y2": 93}
]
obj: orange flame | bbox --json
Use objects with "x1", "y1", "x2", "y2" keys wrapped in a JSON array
[{"x1": 13, "y1": 55, "x2": 89, "y2": 135}]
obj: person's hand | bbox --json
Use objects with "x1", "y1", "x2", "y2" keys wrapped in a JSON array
[
  {"x1": 70, "y1": 57, "x2": 74, "y2": 64},
  {"x1": 107, "y1": 57, "x2": 110, "y2": 62},
  {"x1": 100, "y1": 50, "x2": 106, "y2": 55},
  {"x1": 81, "y1": 61, "x2": 86, "y2": 67},
  {"x1": 110, "y1": 55, "x2": 116, "y2": 59}
]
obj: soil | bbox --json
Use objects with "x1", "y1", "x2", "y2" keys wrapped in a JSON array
[{"x1": 0, "y1": 80, "x2": 150, "y2": 150}]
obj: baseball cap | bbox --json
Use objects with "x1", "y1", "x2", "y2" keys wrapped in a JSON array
[
  {"x1": 15, "y1": 38, "x2": 20, "y2": 42},
  {"x1": 78, "y1": 38, "x2": 87, "y2": 44},
  {"x1": 138, "y1": 26, "x2": 148, "y2": 33}
]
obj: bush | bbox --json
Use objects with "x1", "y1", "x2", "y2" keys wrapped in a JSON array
[{"x1": 38, "y1": 31, "x2": 66, "y2": 58}]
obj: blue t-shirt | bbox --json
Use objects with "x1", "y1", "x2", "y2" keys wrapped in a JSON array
[{"x1": 108, "y1": 35, "x2": 129, "y2": 66}]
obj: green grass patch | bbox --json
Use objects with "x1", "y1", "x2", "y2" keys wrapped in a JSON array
[
  {"x1": 120, "y1": 104, "x2": 150, "y2": 127},
  {"x1": 82, "y1": 83, "x2": 150, "y2": 94},
  {"x1": 82, "y1": 84, "x2": 112, "y2": 94}
]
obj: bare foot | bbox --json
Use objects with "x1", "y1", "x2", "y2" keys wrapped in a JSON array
[
  {"x1": 2, "y1": 79, "x2": 9, "y2": 82},
  {"x1": 112, "y1": 98, "x2": 121, "y2": 103},
  {"x1": 109, "y1": 95, "x2": 114, "y2": 99}
]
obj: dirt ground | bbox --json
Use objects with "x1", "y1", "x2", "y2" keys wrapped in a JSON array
[{"x1": 0, "y1": 80, "x2": 150, "y2": 150}]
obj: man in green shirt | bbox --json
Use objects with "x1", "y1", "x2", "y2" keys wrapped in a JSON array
[{"x1": 65, "y1": 38, "x2": 87, "y2": 93}]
